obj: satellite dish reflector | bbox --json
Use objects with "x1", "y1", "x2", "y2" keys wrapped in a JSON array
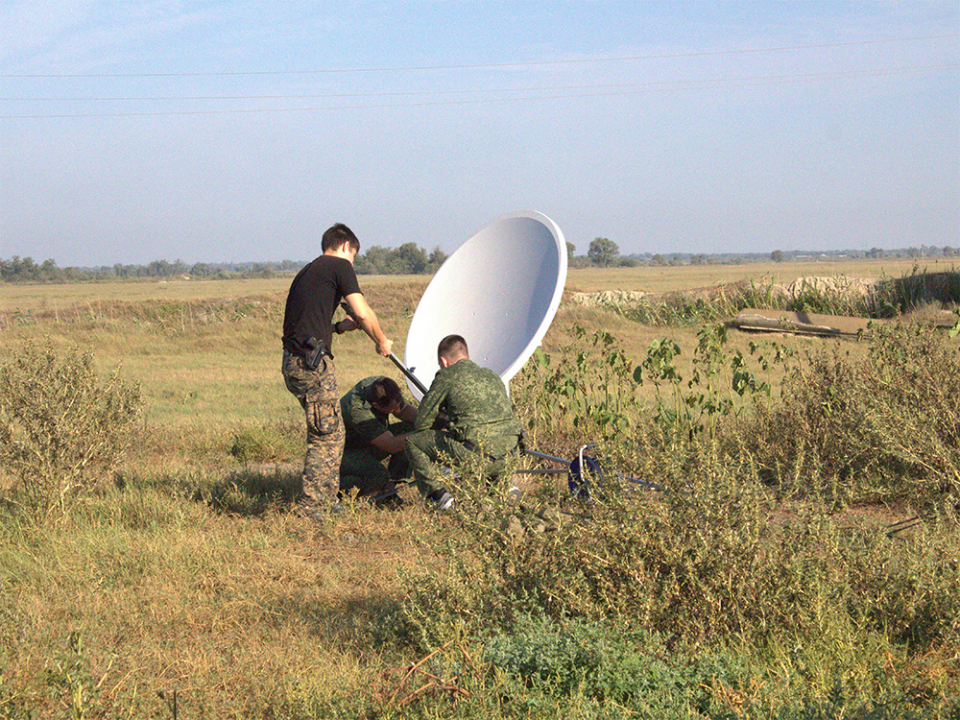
[{"x1": 403, "y1": 210, "x2": 567, "y2": 399}]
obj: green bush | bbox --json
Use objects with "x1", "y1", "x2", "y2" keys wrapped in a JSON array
[
  {"x1": 398, "y1": 446, "x2": 959, "y2": 708},
  {"x1": 743, "y1": 321, "x2": 960, "y2": 506},
  {"x1": 483, "y1": 616, "x2": 715, "y2": 713},
  {"x1": 0, "y1": 338, "x2": 141, "y2": 522}
]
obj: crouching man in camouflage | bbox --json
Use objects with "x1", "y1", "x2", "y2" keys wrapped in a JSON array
[
  {"x1": 405, "y1": 334, "x2": 524, "y2": 510},
  {"x1": 340, "y1": 376, "x2": 416, "y2": 505}
]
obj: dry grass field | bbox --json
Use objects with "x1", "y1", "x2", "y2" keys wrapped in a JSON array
[
  {"x1": 1, "y1": 256, "x2": 943, "y2": 428},
  {"x1": 1, "y1": 256, "x2": 943, "y2": 312},
  {"x1": 0, "y1": 260, "x2": 958, "y2": 719}
]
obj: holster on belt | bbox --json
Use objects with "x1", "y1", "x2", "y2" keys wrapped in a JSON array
[{"x1": 303, "y1": 336, "x2": 332, "y2": 370}]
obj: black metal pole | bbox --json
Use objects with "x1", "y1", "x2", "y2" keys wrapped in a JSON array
[{"x1": 389, "y1": 352, "x2": 429, "y2": 396}]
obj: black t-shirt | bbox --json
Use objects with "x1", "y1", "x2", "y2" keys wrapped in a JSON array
[{"x1": 282, "y1": 255, "x2": 362, "y2": 355}]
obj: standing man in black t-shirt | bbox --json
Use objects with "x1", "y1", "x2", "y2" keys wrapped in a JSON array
[{"x1": 282, "y1": 223, "x2": 393, "y2": 519}]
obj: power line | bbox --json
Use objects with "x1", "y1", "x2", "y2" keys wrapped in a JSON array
[
  {"x1": 2, "y1": 64, "x2": 954, "y2": 120},
  {"x1": 2, "y1": 33, "x2": 956, "y2": 79},
  {"x1": 6, "y1": 64, "x2": 956, "y2": 103}
]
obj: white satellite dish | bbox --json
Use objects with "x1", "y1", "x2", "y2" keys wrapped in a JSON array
[{"x1": 403, "y1": 210, "x2": 568, "y2": 399}]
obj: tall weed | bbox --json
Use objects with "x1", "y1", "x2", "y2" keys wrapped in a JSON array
[
  {"x1": 741, "y1": 321, "x2": 960, "y2": 505},
  {"x1": 0, "y1": 338, "x2": 142, "y2": 522}
]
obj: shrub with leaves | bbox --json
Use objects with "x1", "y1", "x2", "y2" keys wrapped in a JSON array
[
  {"x1": 743, "y1": 320, "x2": 960, "y2": 506},
  {"x1": 0, "y1": 338, "x2": 142, "y2": 521}
]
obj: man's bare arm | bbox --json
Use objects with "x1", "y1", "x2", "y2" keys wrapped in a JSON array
[
  {"x1": 342, "y1": 292, "x2": 392, "y2": 357},
  {"x1": 369, "y1": 430, "x2": 408, "y2": 455},
  {"x1": 395, "y1": 400, "x2": 417, "y2": 424}
]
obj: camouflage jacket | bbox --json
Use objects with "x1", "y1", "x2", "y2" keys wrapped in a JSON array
[
  {"x1": 341, "y1": 376, "x2": 391, "y2": 452},
  {"x1": 413, "y1": 359, "x2": 523, "y2": 446}
]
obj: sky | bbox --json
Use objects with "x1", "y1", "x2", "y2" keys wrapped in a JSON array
[{"x1": 1, "y1": 1, "x2": 958, "y2": 268}]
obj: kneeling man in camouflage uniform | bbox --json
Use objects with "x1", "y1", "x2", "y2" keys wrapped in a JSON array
[
  {"x1": 340, "y1": 376, "x2": 416, "y2": 504},
  {"x1": 405, "y1": 334, "x2": 524, "y2": 510}
]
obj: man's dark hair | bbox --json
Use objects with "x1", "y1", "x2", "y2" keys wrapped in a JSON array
[
  {"x1": 366, "y1": 377, "x2": 403, "y2": 408},
  {"x1": 321, "y1": 223, "x2": 361, "y2": 253},
  {"x1": 437, "y1": 334, "x2": 468, "y2": 360}
]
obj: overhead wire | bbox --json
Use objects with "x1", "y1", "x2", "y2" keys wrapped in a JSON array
[
  {"x1": 2, "y1": 33, "x2": 956, "y2": 119},
  {"x1": 2, "y1": 64, "x2": 956, "y2": 120},
  {"x1": 6, "y1": 64, "x2": 957, "y2": 103},
  {"x1": 1, "y1": 33, "x2": 955, "y2": 78}
]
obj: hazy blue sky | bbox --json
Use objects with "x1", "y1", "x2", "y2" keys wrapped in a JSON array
[{"x1": 2, "y1": 1, "x2": 957, "y2": 267}]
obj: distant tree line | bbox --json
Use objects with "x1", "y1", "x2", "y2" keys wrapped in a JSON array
[
  {"x1": 353, "y1": 244, "x2": 447, "y2": 275},
  {"x1": 577, "y1": 242, "x2": 959, "y2": 268},
  {"x1": 0, "y1": 257, "x2": 78, "y2": 283},
  {"x1": 0, "y1": 255, "x2": 286, "y2": 284},
  {"x1": 768, "y1": 246, "x2": 958, "y2": 263},
  {"x1": 0, "y1": 243, "x2": 450, "y2": 284},
  {"x1": 567, "y1": 237, "x2": 640, "y2": 268},
  {"x1": 4, "y1": 240, "x2": 956, "y2": 284}
]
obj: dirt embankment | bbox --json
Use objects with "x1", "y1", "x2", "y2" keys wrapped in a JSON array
[{"x1": 570, "y1": 276, "x2": 882, "y2": 308}]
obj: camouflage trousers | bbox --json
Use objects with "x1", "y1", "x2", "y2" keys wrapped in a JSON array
[
  {"x1": 340, "y1": 420, "x2": 413, "y2": 497},
  {"x1": 282, "y1": 351, "x2": 343, "y2": 509},
  {"x1": 405, "y1": 429, "x2": 518, "y2": 499}
]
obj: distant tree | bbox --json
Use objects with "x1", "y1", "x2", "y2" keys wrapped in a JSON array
[
  {"x1": 427, "y1": 247, "x2": 447, "y2": 272},
  {"x1": 690, "y1": 254, "x2": 707, "y2": 266},
  {"x1": 250, "y1": 263, "x2": 274, "y2": 278},
  {"x1": 943, "y1": 246, "x2": 956, "y2": 258},
  {"x1": 588, "y1": 237, "x2": 620, "y2": 267},
  {"x1": 352, "y1": 255, "x2": 371, "y2": 274},
  {"x1": 868, "y1": 247, "x2": 885, "y2": 259},
  {"x1": 190, "y1": 262, "x2": 215, "y2": 277},
  {"x1": 2, "y1": 256, "x2": 38, "y2": 282},
  {"x1": 649, "y1": 254, "x2": 665, "y2": 266},
  {"x1": 618, "y1": 257, "x2": 640, "y2": 268},
  {"x1": 565, "y1": 241, "x2": 576, "y2": 261},
  {"x1": 359, "y1": 245, "x2": 391, "y2": 274},
  {"x1": 907, "y1": 247, "x2": 921, "y2": 259},
  {"x1": 147, "y1": 260, "x2": 172, "y2": 277},
  {"x1": 394, "y1": 243, "x2": 429, "y2": 274},
  {"x1": 770, "y1": 250, "x2": 785, "y2": 263}
]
